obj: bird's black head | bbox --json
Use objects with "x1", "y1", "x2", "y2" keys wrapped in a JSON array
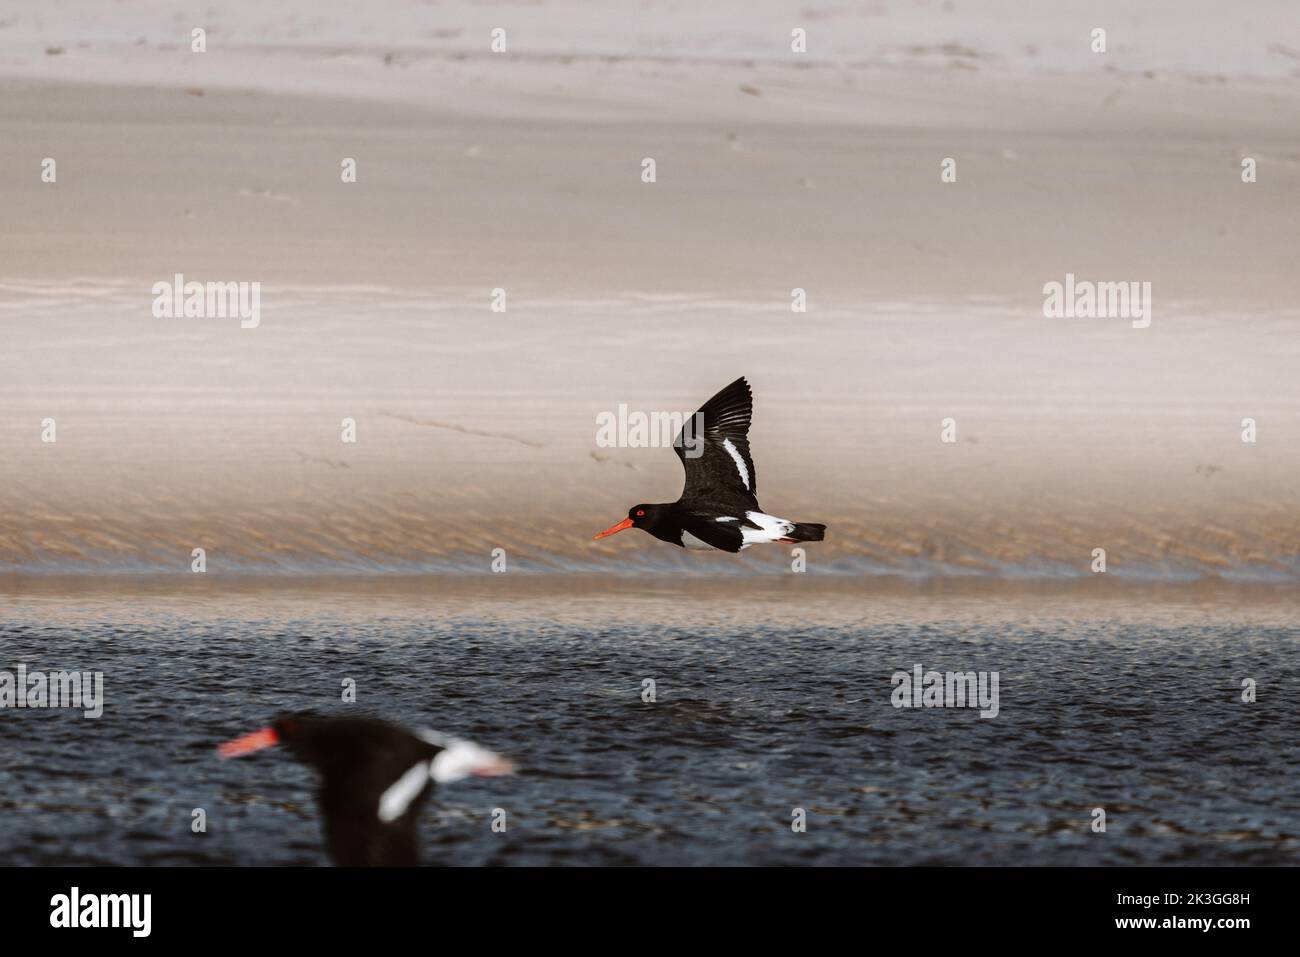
[
  {"x1": 593, "y1": 503, "x2": 667, "y2": 540},
  {"x1": 221, "y1": 712, "x2": 446, "y2": 773},
  {"x1": 269, "y1": 712, "x2": 329, "y2": 763},
  {"x1": 266, "y1": 713, "x2": 441, "y2": 774}
]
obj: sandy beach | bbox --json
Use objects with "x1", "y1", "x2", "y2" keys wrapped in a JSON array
[{"x1": 1, "y1": 1, "x2": 1298, "y2": 579}]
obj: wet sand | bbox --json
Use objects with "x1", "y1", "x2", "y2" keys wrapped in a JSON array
[{"x1": 3, "y1": 578, "x2": 1296, "y2": 866}]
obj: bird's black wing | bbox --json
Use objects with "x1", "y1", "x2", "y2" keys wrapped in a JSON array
[
  {"x1": 315, "y1": 729, "x2": 440, "y2": 867},
  {"x1": 319, "y1": 774, "x2": 430, "y2": 867},
  {"x1": 673, "y1": 377, "x2": 759, "y2": 509}
]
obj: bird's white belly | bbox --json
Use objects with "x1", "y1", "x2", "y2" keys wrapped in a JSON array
[{"x1": 681, "y1": 530, "x2": 716, "y2": 550}]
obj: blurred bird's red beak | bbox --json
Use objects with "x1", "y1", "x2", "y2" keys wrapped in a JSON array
[
  {"x1": 593, "y1": 518, "x2": 634, "y2": 540},
  {"x1": 218, "y1": 726, "x2": 279, "y2": 758}
]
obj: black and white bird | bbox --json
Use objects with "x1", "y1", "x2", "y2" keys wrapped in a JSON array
[
  {"x1": 593, "y1": 377, "x2": 826, "y2": 552},
  {"x1": 218, "y1": 713, "x2": 514, "y2": 867}
]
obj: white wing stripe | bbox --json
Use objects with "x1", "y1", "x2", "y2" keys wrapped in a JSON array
[
  {"x1": 377, "y1": 760, "x2": 434, "y2": 822},
  {"x1": 722, "y1": 438, "x2": 750, "y2": 490}
]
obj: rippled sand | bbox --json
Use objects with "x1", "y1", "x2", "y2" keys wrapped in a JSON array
[
  {"x1": 3, "y1": 1, "x2": 1299, "y2": 582},
  {"x1": 2, "y1": 287, "x2": 1298, "y2": 579}
]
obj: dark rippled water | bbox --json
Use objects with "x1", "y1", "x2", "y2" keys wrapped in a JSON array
[{"x1": 0, "y1": 580, "x2": 1296, "y2": 866}]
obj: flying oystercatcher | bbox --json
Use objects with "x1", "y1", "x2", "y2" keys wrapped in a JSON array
[
  {"x1": 219, "y1": 713, "x2": 514, "y2": 867},
  {"x1": 593, "y1": 376, "x2": 826, "y2": 552}
]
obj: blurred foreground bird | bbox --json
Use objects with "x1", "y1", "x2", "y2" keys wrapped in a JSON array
[{"x1": 219, "y1": 713, "x2": 514, "y2": 866}]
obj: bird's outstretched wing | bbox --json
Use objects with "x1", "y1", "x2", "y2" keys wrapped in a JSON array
[
  {"x1": 315, "y1": 724, "x2": 440, "y2": 866},
  {"x1": 318, "y1": 762, "x2": 432, "y2": 867},
  {"x1": 673, "y1": 377, "x2": 758, "y2": 509}
]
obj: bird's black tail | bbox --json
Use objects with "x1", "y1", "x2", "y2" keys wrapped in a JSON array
[{"x1": 787, "y1": 522, "x2": 826, "y2": 542}]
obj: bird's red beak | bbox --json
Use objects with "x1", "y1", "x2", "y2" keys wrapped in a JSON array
[
  {"x1": 218, "y1": 726, "x2": 280, "y2": 758},
  {"x1": 593, "y1": 518, "x2": 634, "y2": 540}
]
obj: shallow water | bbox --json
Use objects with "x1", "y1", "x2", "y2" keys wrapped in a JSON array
[{"x1": 1, "y1": 579, "x2": 1295, "y2": 866}]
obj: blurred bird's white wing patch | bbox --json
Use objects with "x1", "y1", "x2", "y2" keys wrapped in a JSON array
[
  {"x1": 377, "y1": 760, "x2": 434, "y2": 822},
  {"x1": 418, "y1": 731, "x2": 515, "y2": 783}
]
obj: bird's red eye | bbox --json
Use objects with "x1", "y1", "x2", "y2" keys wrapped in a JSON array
[{"x1": 636, "y1": 509, "x2": 645, "y2": 517}]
